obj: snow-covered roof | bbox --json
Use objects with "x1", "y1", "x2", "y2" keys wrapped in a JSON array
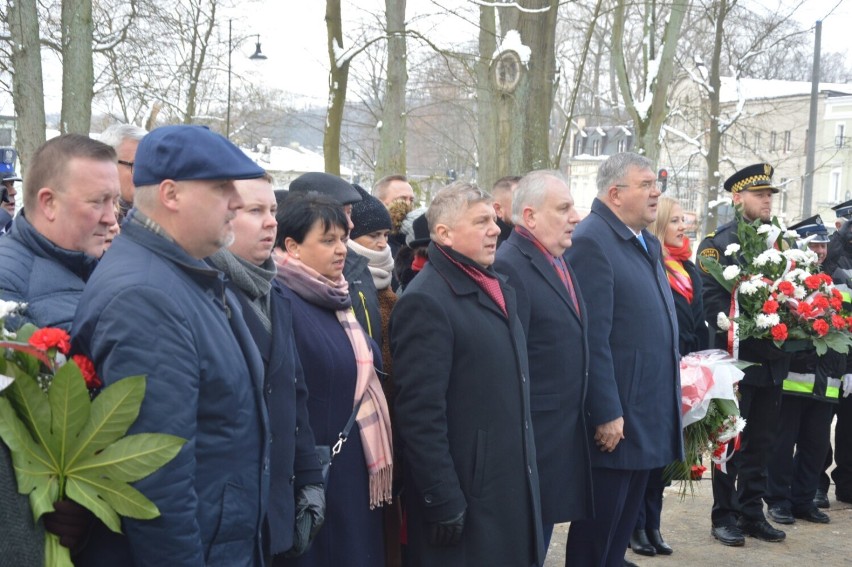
[
  {"x1": 719, "y1": 77, "x2": 852, "y2": 103},
  {"x1": 241, "y1": 144, "x2": 351, "y2": 176}
]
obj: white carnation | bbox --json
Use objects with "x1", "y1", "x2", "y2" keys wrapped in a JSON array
[
  {"x1": 784, "y1": 229, "x2": 799, "y2": 239},
  {"x1": 756, "y1": 313, "x2": 780, "y2": 329},
  {"x1": 722, "y1": 265, "x2": 741, "y2": 280},
  {"x1": 793, "y1": 286, "x2": 807, "y2": 300},
  {"x1": 757, "y1": 225, "x2": 772, "y2": 234},
  {"x1": 724, "y1": 243, "x2": 741, "y2": 256},
  {"x1": 717, "y1": 312, "x2": 732, "y2": 331},
  {"x1": 0, "y1": 300, "x2": 25, "y2": 319},
  {"x1": 783, "y1": 248, "x2": 810, "y2": 263},
  {"x1": 785, "y1": 268, "x2": 808, "y2": 283},
  {"x1": 754, "y1": 249, "x2": 783, "y2": 267},
  {"x1": 739, "y1": 280, "x2": 758, "y2": 295}
]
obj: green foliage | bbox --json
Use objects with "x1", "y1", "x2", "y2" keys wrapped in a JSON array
[{"x1": 0, "y1": 366, "x2": 185, "y2": 567}]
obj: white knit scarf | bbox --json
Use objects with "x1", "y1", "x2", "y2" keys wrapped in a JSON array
[{"x1": 347, "y1": 239, "x2": 394, "y2": 290}]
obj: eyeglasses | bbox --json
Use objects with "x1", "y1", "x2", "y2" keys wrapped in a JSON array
[
  {"x1": 118, "y1": 160, "x2": 134, "y2": 172},
  {"x1": 614, "y1": 180, "x2": 659, "y2": 191}
]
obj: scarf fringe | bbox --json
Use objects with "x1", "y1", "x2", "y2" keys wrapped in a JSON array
[{"x1": 369, "y1": 465, "x2": 393, "y2": 509}]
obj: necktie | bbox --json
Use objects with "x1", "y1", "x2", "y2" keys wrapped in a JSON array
[{"x1": 637, "y1": 233, "x2": 649, "y2": 253}]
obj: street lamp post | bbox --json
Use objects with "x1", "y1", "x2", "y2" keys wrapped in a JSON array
[{"x1": 226, "y1": 19, "x2": 267, "y2": 139}]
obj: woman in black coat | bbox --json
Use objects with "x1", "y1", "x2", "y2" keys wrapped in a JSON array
[
  {"x1": 629, "y1": 196, "x2": 708, "y2": 560},
  {"x1": 273, "y1": 193, "x2": 393, "y2": 567}
]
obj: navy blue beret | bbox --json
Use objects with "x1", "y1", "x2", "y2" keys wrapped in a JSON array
[{"x1": 133, "y1": 125, "x2": 265, "y2": 186}]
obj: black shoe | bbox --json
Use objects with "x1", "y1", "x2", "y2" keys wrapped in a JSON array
[
  {"x1": 836, "y1": 491, "x2": 852, "y2": 504},
  {"x1": 629, "y1": 528, "x2": 656, "y2": 556},
  {"x1": 793, "y1": 506, "x2": 830, "y2": 524},
  {"x1": 711, "y1": 524, "x2": 745, "y2": 547},
  {"x1": 766, "y1": 505, "x2": 795, "y2": 525},
  {"x1": 646, "y1": 528, "x2": 673, "y2": 555},
  {"x1": 814, "y1": 489, "x2": 830, "y2": 509},
  {"x1": 738, "y1": 519, "x2": 786, "y2": 542}
]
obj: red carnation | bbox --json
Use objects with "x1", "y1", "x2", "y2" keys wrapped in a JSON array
[
  {"x1": 28, "y1": 328, "x2": 71, "y2": 355},
  {"x1": 813, "y1": 319, "x2": 830, "y2": 337},
  {"x1": 690, "y1": 464, "x2": 707, "y2": 480},
  {"x1": 832, "y1": 315, "x2": 847, "y2": 330},
  {"x1": 831, "y1": 297, "x2": 843, "y2": 311},
  {"x1": 762, "y1": 299, "x2": 779, "y2": 314},
  {"x1": 813, "y1": 295, "x2": 830, "y2": 309},
  {"x1": 805, "y1": 275, "x2": 823, "y2": 290},
  {"x1": 832, "y1": 288, "x2": 843, "y2": 300},
  {"x1": 821, "y1": 273, "x2": 834, "y2": 285},
  {"x1": 771, "y1": 323, "x2": 788, "y2": 341},
  {"x1": 777, "y1": 281, "x2": 795, "y2": 296},
  {"x1": 797, "y1": 302, "x2": 813, "y2": 317},
  {"x1": 71, "y1": 354, "x2": 102, "y2": 389}
]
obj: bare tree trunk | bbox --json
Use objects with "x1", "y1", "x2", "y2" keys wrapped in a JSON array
[
  {"x1": 613, "y1": 0, "x2": 688, "y2": 162},
  {"x1": 8, "y1": 0, "x2": 46, "y2": 172},
  {"x1": 703, "y1": 0, "x2": 728, "y2": 234},
  {"x1": 324, "y1": 0, "x2": 347, "y2": 175},
  {"x1": 60, "y1": 0, "x2": 94, "y2": 134},
  {"x1": 476, "y1": 5, "x2": 499, "y2": 189},
  {"x1": 517, "y1": 0, "x2": 559, "y2": 171},
  {"x1": 374, "y1": 0, "x2": 407, "y2": 179}
]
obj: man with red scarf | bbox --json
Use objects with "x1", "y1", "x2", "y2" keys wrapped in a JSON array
[{"x1": 697, "y1": 163, "x2": 793, "y2": 546}]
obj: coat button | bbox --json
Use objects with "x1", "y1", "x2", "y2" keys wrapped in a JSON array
[
  {"x1": 521, "y1": 374, "x2": 526, "y2": 383},
  {"x1": 424, "y1": 494, "x2": 433, "y2": 504},
  {"x1": 525, "y1": 420, "x2": 529, "y2": 429},
  {"x1": 289, "y1": 475, "x2": 296, "y2": 485},
  {"x1": 295, "y1": 426, "x2": 300, "y2": 436},
  {"x1": 528, "y1": 465, "x2": 532, "y2": 475},
  {"x1": 265, "y1": 384, "x2": 272, "y2": 395}
]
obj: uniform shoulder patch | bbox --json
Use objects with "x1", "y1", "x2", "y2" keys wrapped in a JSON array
[
  {"x1": 697, "y1": 247, "x2": 720, "y2": 273},
  {"x1": 705, "y1": 231, "x2": 716, "y2": 238}
]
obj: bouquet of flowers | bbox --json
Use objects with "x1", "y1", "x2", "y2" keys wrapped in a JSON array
[
  {"x1": 666, "y1": 350, "x2": 748, "y2": 497},
  {"x1": 0, "y1": 301, "x2": 185, "y2": 567},
  {"x1": 701, "y1": 207, "x2": 852, "y2": 356}
]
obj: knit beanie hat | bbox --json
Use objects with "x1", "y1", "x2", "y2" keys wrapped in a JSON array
[{"x1": 350, "y1": 184, "x2": 392, "y2": 239}]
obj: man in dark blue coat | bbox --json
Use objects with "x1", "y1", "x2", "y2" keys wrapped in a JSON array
[
  {"x1": 72, "y1": 125, "x2": 271, "y2": 566},
  {"x1": 0, "y1": 135, "x2": 118, "y2": 330},
  {"x1": 391, "y1": 182, "x2": 545, "y2": 567},
  {"x1": 208, "y1": 174, "x2": 326, "y2": 560},
  {"x1": 564, "y1": 153, "x2": 682, "y2": 567},
  {"x1": 493, "y1": 170, "x2": 593, "y2": 550}
]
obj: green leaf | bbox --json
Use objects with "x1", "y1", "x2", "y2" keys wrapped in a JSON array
[
  {"x1": 70, "y1": 432, "x2": 185, "y2": 482},
  {"x1": 28, "y1": 474, "x2": 60, "y2": 522},
  {"x1": 0, "y1": 397, "x2": 56, "y2": 494},
  {"x1": 66, "y1": 475, "x2": 122, "y2": 534},
  {"x1": 45, "y1": 533, "x2": 74, "y2": 567},
  {"x1": 66, "y1": 375, "x2": 146, "y2": 468},
  {"x1": 74, "y1": 470, "x2": 160, "y2": 520},
  {"x1": 714, "y1": 398, "x2": 740, "y2": 418},
  {"x1": 823, "y1": 332, "x2": 852, "y2": 355},
  {"x1": 14, "y1": 323, "x2": 38, "y2": 343},
  {"x1": 48, "y1": 362, "x2": 91, "y2": 471},
  {"x1": 814, "y1": 338, "x2": 828, "y2": 356},
  {"x1": 5, "y1": 373, "x2": 59, "y2": 468}
]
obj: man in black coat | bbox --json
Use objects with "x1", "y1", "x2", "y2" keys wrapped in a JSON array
[
  {"x1": 564, "y1": 153, "x2": 682, "y2": 567},
  {"x1": 493, "y1": 170, "x2": 593, "y2": 549},
  {"x1": 390, "y1": 182, "x2": 545, "y2": 567},
  {"x1": 696, "y1": 163, "x2": 792, "y2": 546}
]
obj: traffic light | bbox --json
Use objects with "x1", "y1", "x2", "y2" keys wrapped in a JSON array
[{"x1": 658, "y1": 168, "x2": 668, "y2": 193}]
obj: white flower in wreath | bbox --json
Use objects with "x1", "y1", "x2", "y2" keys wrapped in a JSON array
[
  {"x1": 717, "y1": 312, "x2": 732, "y2": 331},
  {"x1": 739, "y1": 280, "x2": 759, "y2": 295},
  {"x1": 754, "y1": 249, "x2": 783, "y2": 267},
  {"x1": 756, "y1": 313, "x2": 781, "y2": 329},
  {"x1": 785, "y1": 268, "x2": 808, "y2": 283},
  {"x1": 722, "y1": 265, "x2": 741, "y2": 280},
  {"x1": 793, "y1": 285, "x2": 807, "y2": 300},
  {"x1": 757, "y1": 225, "x2": 773, "y2": 235},
  {"x1": 724, "y1": 243, "x2": 741, "y2": 256},
  {"x1": 0, "y1": 300, "x2": 25, "y2": 319},
  {"x1": 783, "y1": 248, "x2": 810, "y2": 263},
  {"x1": 783, "y1": 229, "x2": 799, "y2": 239}
]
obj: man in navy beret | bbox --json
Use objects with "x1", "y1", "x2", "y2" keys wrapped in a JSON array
[{"x1": 72, "y1": 125, "x2": 272, "y2": 566}]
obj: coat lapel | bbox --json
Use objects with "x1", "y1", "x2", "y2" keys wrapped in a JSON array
[{"x1": 509, "y1": 234, "x2": 581, "y2": 322}]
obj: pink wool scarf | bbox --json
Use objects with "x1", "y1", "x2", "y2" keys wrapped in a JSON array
[{"x1": 274, "y1": 252, "x2": 393, "y2": 508}]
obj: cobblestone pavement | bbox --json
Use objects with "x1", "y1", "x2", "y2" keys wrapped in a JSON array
[{"x1": 544, "y1": 480, "x2": 852, "y2": 567}]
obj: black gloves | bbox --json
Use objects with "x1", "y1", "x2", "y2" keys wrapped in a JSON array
[
  {"x1": 285, "y1": 484, "x2": 326, "y2": 557},
  {"x1": 42, "y1": 499, "x2": 94, "y2": 552},
  {"x1": 428, "y1": 509, "x2": 465, "y2": 547},
  {"x1": 817, "y1": 348, "x2": 847, "y2": 380}
]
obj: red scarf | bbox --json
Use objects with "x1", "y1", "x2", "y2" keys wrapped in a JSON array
[{"x1": 664, "y1": 237, "x2": 694, "y2": 304}]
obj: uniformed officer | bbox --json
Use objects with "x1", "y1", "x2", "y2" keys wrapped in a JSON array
[
  {"x1": 764, "y1": 215, "x2": 845, "y2": 526},
  {"x1": 817, "y1": 200, "x2": 852, "y2": 508},
  {"x1": 697, "y1": 163, "x2": 793, "y2": 546}
]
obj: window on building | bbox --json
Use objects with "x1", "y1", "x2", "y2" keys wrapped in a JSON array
[
  {"x1": 574, "y1": 136, "x2": 583, "y2": 156},
  {"x1": 770, "y1": 131, "x2": 777, "y2": 151},
  {"x1": 617, "y1": 139, "x2": 626, "y2": 153},
  {"x1": 754, "y1": 132, "x2": 761, "y2": 151},
  {"x1": 831, "y1": 169, "x2": 842, "y2": 202},
  {"x1": 784, "y1": 131, "x2": 792, "y2": 152},
  {"x1": 592, "y1": 139, "x2": 600, "y2": 156},
  {"x1": 837, "y1": 124, "x2": 846, "y2": 148}
]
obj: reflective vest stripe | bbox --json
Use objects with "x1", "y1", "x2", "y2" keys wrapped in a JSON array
[{"x1": 783, "y1": 372, "x2": 840, "y2": 400}]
